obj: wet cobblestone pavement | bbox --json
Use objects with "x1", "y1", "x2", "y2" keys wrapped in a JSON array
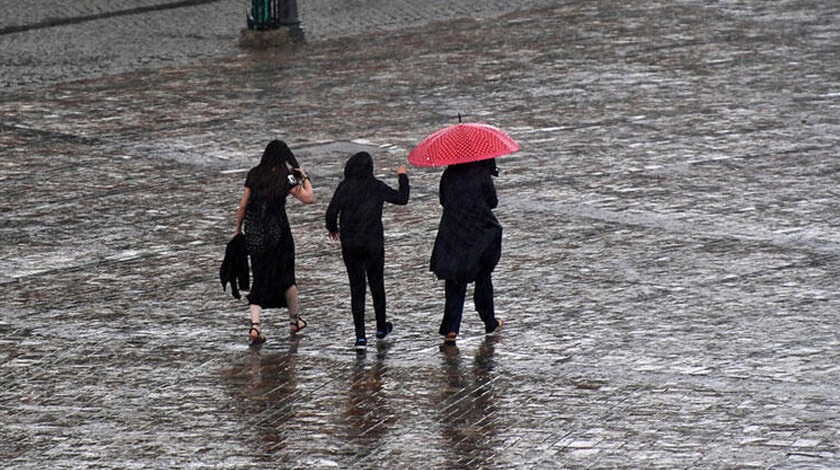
[{"x1": 3, "y1": 0, "x2": 840, "y2": 468}]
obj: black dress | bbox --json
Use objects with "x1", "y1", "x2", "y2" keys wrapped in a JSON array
[{"x1": 244, "y1": 170, "x2": 296, "y2": 308}]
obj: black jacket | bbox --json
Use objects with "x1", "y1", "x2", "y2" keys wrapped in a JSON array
[
  {"x1": 430, "y1": 159, "x2": 502, "y2": 282},
  {"x1": 326, "y1": 152, "x2": 410, "y2": 251},
  {"x1": 219, "y1": 234, "x2": 249, "y2": 299}
]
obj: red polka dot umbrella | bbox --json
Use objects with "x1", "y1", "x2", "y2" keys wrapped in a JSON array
[{"x1": 407, "y1": 121, "x2": 520, "y2": 167}]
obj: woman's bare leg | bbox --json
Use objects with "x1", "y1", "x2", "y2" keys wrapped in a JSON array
[
  {"x1": 249, "y1": 304, "x2": 262, "y2": 325},
  {"x1": 248, "y1": 304, "x2": 266, "y2": 342},
  {"x1": 286, "y1": 285, "x2": 307, "y2": 333}
]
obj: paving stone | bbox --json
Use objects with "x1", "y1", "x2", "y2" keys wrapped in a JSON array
[{"x1": 2, "y1": 0, "x2": 840, "y2": 468}]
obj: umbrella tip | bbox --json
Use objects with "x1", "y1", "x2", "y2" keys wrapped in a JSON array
[{"x1": 458, "y1": 113, "x2": 462, "y2": 123}]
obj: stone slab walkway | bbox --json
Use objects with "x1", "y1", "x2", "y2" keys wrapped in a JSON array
[{"x1": 2, "y1": 0, "x2": 840, "y2": 468}]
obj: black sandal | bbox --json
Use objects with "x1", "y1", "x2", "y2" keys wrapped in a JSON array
[
  {"x1": 249, "y1": 323, "x2": 266, "y2": 344},
  {"x1": 290, "y1": 317, "x2": 307, "y2": 335},
  {"x1": 444, "y1": 332, "x2": 457, "y2": 346}
]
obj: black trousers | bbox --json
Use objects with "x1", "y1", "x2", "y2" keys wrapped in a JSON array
[
  {"x1": 439, "y1": 274, "x2": 499, "y2": 336},
  {"x1": 342, "y1": 245, "x2": 387, "y2": 339}
]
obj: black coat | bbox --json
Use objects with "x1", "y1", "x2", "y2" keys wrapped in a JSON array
[
  {"x1": 430, "y1": 160, "x2": 501, "y2": 282},
  {"x1": 326, "y1": 152, "x2": 410, "y2": 251},
  {"x1": 219, "y1": 234, "x2": 249, "y2": 299}
]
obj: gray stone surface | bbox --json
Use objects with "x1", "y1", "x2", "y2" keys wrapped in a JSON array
[
  {"x1": 2, "y1": 0, "x2": 840, "y2": 468},
  {"x1": 0, "y1": 0, "x2": 564, "y2": 90}
]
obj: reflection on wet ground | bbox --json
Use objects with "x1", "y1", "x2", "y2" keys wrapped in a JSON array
[
  {"x1": 224, "y1": 338, "x2": 303, "y2": 462},
  {"x1": 223, "y1": 337, "x2": 508, "y2": 468},
  {"x1": 438, "y1": 338, "x2": 502, "y2": 468}
]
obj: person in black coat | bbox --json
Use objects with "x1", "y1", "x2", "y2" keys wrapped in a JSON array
[
  {"x1": 430, "y1": 158, "x2": 504, "y2": 345},
  {"x1": 326, "y1": 151, "x2": 410, "y2": 349}
]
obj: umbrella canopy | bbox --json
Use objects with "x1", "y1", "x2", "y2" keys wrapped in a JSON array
[{"x1": 407, "y1": 122, "x2": 520, "y2": 167}]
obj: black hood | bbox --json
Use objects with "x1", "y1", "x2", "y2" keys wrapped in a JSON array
[{"x1": 344, "y1": 152, "x2": 374, "y2": 180}]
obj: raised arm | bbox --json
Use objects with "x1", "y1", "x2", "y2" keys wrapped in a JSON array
[
  {"x1": 383, "y1": 165, "x2": 410, "y2": 205},
  {"x1": 289, "y1": 168, "x2": 314, "y2": 204},
  {"x1": 484, "y1": 172, "x2": 498, "y2": 209}
]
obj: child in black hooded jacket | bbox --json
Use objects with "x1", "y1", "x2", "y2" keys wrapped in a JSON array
[{"x1": 326, "y1": 152, "x2": 409, "y2": 349}]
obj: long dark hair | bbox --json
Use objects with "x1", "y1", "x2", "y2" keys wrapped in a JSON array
[{"x1": 249, "y1": 140, "x2": 300, "y2": 202}]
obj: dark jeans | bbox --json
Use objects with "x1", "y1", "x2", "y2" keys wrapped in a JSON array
[
  {"x1": 342, "y1": 245, "x2": 387, "y2": 339},
  {"x1": 439, "y1": 274, "x2": 499, "y2": 336}
]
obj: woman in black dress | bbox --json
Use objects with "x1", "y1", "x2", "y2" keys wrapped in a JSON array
[
  {"x1": 430, "y1": 158, "x2": 504, "y2": 345},
  {"x1": 234, "y1": 140, "x2": 313, "y2": 344}
]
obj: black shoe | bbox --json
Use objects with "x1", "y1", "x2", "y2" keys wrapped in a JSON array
[
  {"x1": 376, "y1": 322, "x2": 394, "y2": 339},
  {"x1": 486, "y1": 320, "x2": 504, "y2": 336},
  {"x1": 354, "y1": 338, "x2": 367, "y2": 350}
]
